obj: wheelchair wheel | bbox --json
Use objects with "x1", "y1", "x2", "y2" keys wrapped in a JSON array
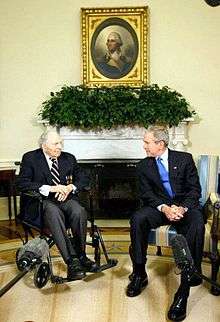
[{"x1": 34, "y1": 262, "x2": 51, "y2": 288}]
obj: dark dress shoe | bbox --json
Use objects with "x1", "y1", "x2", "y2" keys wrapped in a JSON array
[
  {"x1": 167, "y1": 295, "x2": 188, "y2": 321},
  {"x1": 189, "y1": 274, "x2": 202, "y2": 287},
  {"x1": 126, "y1": 274, "x2": 148, "y2": 297},
  {"x1": 67, "y1": 258, "x2": 86, "y2": 281},
  {"x1": 79, "y1": 255, "x2": 100, "y2": 273},
  {"x1": 128, "y1": 271, "x2": 148, "y2": 281}
]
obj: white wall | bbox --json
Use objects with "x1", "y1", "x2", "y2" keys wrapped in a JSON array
[{"x1": 0, "y1": 0, "x2": 220, "y2": 219}]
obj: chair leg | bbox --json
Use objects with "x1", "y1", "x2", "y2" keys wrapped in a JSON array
[
  {"x1": 129, "y1": 244, "x2": 133, "y2": 261},
  {"x1": 210, "y1": 238, "x2": 220, "y2": 296},
  {"x1": 210, "y1": 259, "x2": 220, "y2": 295}
]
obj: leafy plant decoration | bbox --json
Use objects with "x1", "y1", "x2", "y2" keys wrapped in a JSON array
[{"x1": 39, "y1": 84, "x2": 195, "y2": 129}]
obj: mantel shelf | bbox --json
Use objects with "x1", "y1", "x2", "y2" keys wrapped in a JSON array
[{"x1": 38, "y1": 120, "x2": 193, "y2": 159}]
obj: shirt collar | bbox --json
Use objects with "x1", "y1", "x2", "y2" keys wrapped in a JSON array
[
  {"x1": 43, "y1": 152, "x2": 56, "y2": 164},
  {"x1": 157, "y1": 148, "x2": 168, "y2": 162}
]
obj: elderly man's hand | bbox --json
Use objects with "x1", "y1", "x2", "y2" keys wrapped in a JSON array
[{"x1": 50, "y1": 184, "x2": 73, "y2": 202}]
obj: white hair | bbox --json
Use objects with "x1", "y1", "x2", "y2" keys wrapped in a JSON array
[
  {"x1": 107, "y1": 32, "x2": 123, "y2": 46},
  {"x1": 38, "y1": 130, "x2": 60, "y2": 147}
]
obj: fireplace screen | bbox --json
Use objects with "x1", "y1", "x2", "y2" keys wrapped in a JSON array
[{"x1": 80, "y1": 161, "x2": 139, "y2": 219}]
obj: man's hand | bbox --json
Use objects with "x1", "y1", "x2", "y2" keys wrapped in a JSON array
[
  {"x1": 171, "y1": 205, "x2": 187, "y2": 217},
  {"x1": 161, "y1": 205, "x2": 186, "y2": 222},
  {"x1": 50, "y1": 184, "x2": 73, "y2": 202}
]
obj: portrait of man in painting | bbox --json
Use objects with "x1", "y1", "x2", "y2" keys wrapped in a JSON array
[{"x1": 91, "y1": 18, "x2": 139, "y2": 79}]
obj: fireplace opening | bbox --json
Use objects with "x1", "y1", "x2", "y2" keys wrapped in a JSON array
[{"x1": 80, "y1": 160, "x2": 140, "y2": 219}]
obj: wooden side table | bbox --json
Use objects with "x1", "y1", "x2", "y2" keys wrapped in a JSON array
[{"x1": 0, "y1": 169, "x2": 17, "y2": 224}]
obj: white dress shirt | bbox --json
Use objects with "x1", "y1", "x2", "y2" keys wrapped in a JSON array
[{"x1": 39, "y1": 153, "x2": 77, "y2": 196}]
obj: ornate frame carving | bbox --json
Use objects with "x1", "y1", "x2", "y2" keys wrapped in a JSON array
[{"x1": 81, "y1": 7, "x2": 149, "y2": 87}]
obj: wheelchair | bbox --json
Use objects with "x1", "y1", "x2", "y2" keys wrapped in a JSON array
[{"x1": 15, "y1": 189, "x2": 118, "y2": 289}]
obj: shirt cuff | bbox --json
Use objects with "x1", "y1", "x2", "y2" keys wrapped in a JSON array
[
  {"x1": 72, "y1": 184, "x2": 78, "y2": 194},
  {"x1": 39, "y1": 185, "x2": 51, "y2": 196},
  {"x1": 157, "y1": 204, "x2": 167, "y2": 212}
]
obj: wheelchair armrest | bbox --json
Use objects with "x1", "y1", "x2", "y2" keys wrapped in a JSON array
[
  {"x1": 22, "y1": 191, "x2": 43, "y2": 202},
  {"x1": 82, "y1": 186, "x2": 91, "y2": 192},
  {"x1": 80, "y1": 186, "x2": 91, "y2": 194},
  {"x1": 16, "y1": 191, "x2": 44, "y2": 231},
  {"x1": 78, "y1": 186, "x2": 96, "y2": 200}
]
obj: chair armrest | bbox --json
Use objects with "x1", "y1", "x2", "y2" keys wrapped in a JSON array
[
  {"x1": 209, "y1": 193, "x2": 220, "y2": 239},
  {"x1": 210, "y1": 192, "x2": 220, "y2": 209},
  {"x1": 22, "y1": 191, "x2": 43, "y2": 202}
]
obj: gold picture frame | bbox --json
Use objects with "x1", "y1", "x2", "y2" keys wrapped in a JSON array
[{"x1": 81, "y1": 7, "x2": 149, "y2": 87}]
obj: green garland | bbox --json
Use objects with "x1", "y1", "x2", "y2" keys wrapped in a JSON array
[{"x1": 39, "y1": 84, "x2": 195, "y2": 129}]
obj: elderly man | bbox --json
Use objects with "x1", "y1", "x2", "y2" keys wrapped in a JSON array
[
  {"x1": 126, "y1": 125, "x2": 205, "y2": 322},
  {"x1": 17, "y1": 130, "x2": 97, "y2": 281}
]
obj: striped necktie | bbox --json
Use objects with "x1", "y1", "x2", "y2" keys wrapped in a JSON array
[
  {"x1": 156, "y1": 157, "x2": 174, "y2": 198},
  {"x1": 50, "y1": 158, "x2": 60, "y2": 185}
]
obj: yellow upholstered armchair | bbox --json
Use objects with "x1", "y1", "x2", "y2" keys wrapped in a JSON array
[{"x1": 204, "y1": 191, "x2": 220, "y2": 295}]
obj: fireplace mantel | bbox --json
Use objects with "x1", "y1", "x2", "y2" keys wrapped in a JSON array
[
  {"x1": 59, "y1": 126, "x2": 146, "y2": 160},
  {"x1": 55, "y1": 119, "x2": 193, "y2": 160}
]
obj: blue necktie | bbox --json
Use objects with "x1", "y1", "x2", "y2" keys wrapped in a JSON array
[{"x1": 156, "y1": 157, "x2": 174, "y2": 198}]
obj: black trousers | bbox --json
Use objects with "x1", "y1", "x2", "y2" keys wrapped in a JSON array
[
  {"x1": 130, "y1": 206, "x2": 205, "y2": 271},
  {"x1": 43, "y1": 199, "x2": 87, "y2": 264}
]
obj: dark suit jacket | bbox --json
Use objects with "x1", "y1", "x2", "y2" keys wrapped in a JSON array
[
  {"x1": 137, "y1": 149, "x2": 201, "y2": 210},
  {"x1": 16, "y1": 148, "x2": 89, "y2": 227}
]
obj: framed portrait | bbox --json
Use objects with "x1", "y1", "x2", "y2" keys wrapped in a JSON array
[{"x1": 81, "y1": 7, "x2": 149, "y2": 87}]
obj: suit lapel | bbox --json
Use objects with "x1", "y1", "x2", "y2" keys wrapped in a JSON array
[
  {"x1": 168, "y1": 149, "x2": 178, "y2": 193},
  {"x1": 148, "y1": 157, "x2": 165, "y2": 190},
  {"x1": 37, "y1": 150, "x2": 53, "y2": 185},
  {"x1": 37, "y1": 152, "x2": 70, "y2": 185}
]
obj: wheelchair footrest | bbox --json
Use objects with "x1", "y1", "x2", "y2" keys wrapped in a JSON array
[
  {"x1": 50, "y1": 259, "x2": 118, "y2": 284},
  {"x1": 98, "y1": 259, "x2": 118, "y2": 272},
  {"x1": 51, "y1": 275, "x2": 65, "y2": 284},
  {"x1": 88, "y1": 265, "x2": 102, "y2": 273}
]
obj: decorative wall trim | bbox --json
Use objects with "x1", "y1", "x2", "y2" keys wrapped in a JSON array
[{"x1": 60, "y1": 126, "x2": 146, "y2": 140}]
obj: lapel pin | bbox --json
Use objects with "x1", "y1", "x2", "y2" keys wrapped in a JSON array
[{"x1": 173, "y1": 166, "x2": 177, "y2": 170}]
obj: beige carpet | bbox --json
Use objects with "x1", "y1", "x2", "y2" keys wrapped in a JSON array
[{"x1": 0, "y1": 254, "x2": 220, "y2": 322}]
